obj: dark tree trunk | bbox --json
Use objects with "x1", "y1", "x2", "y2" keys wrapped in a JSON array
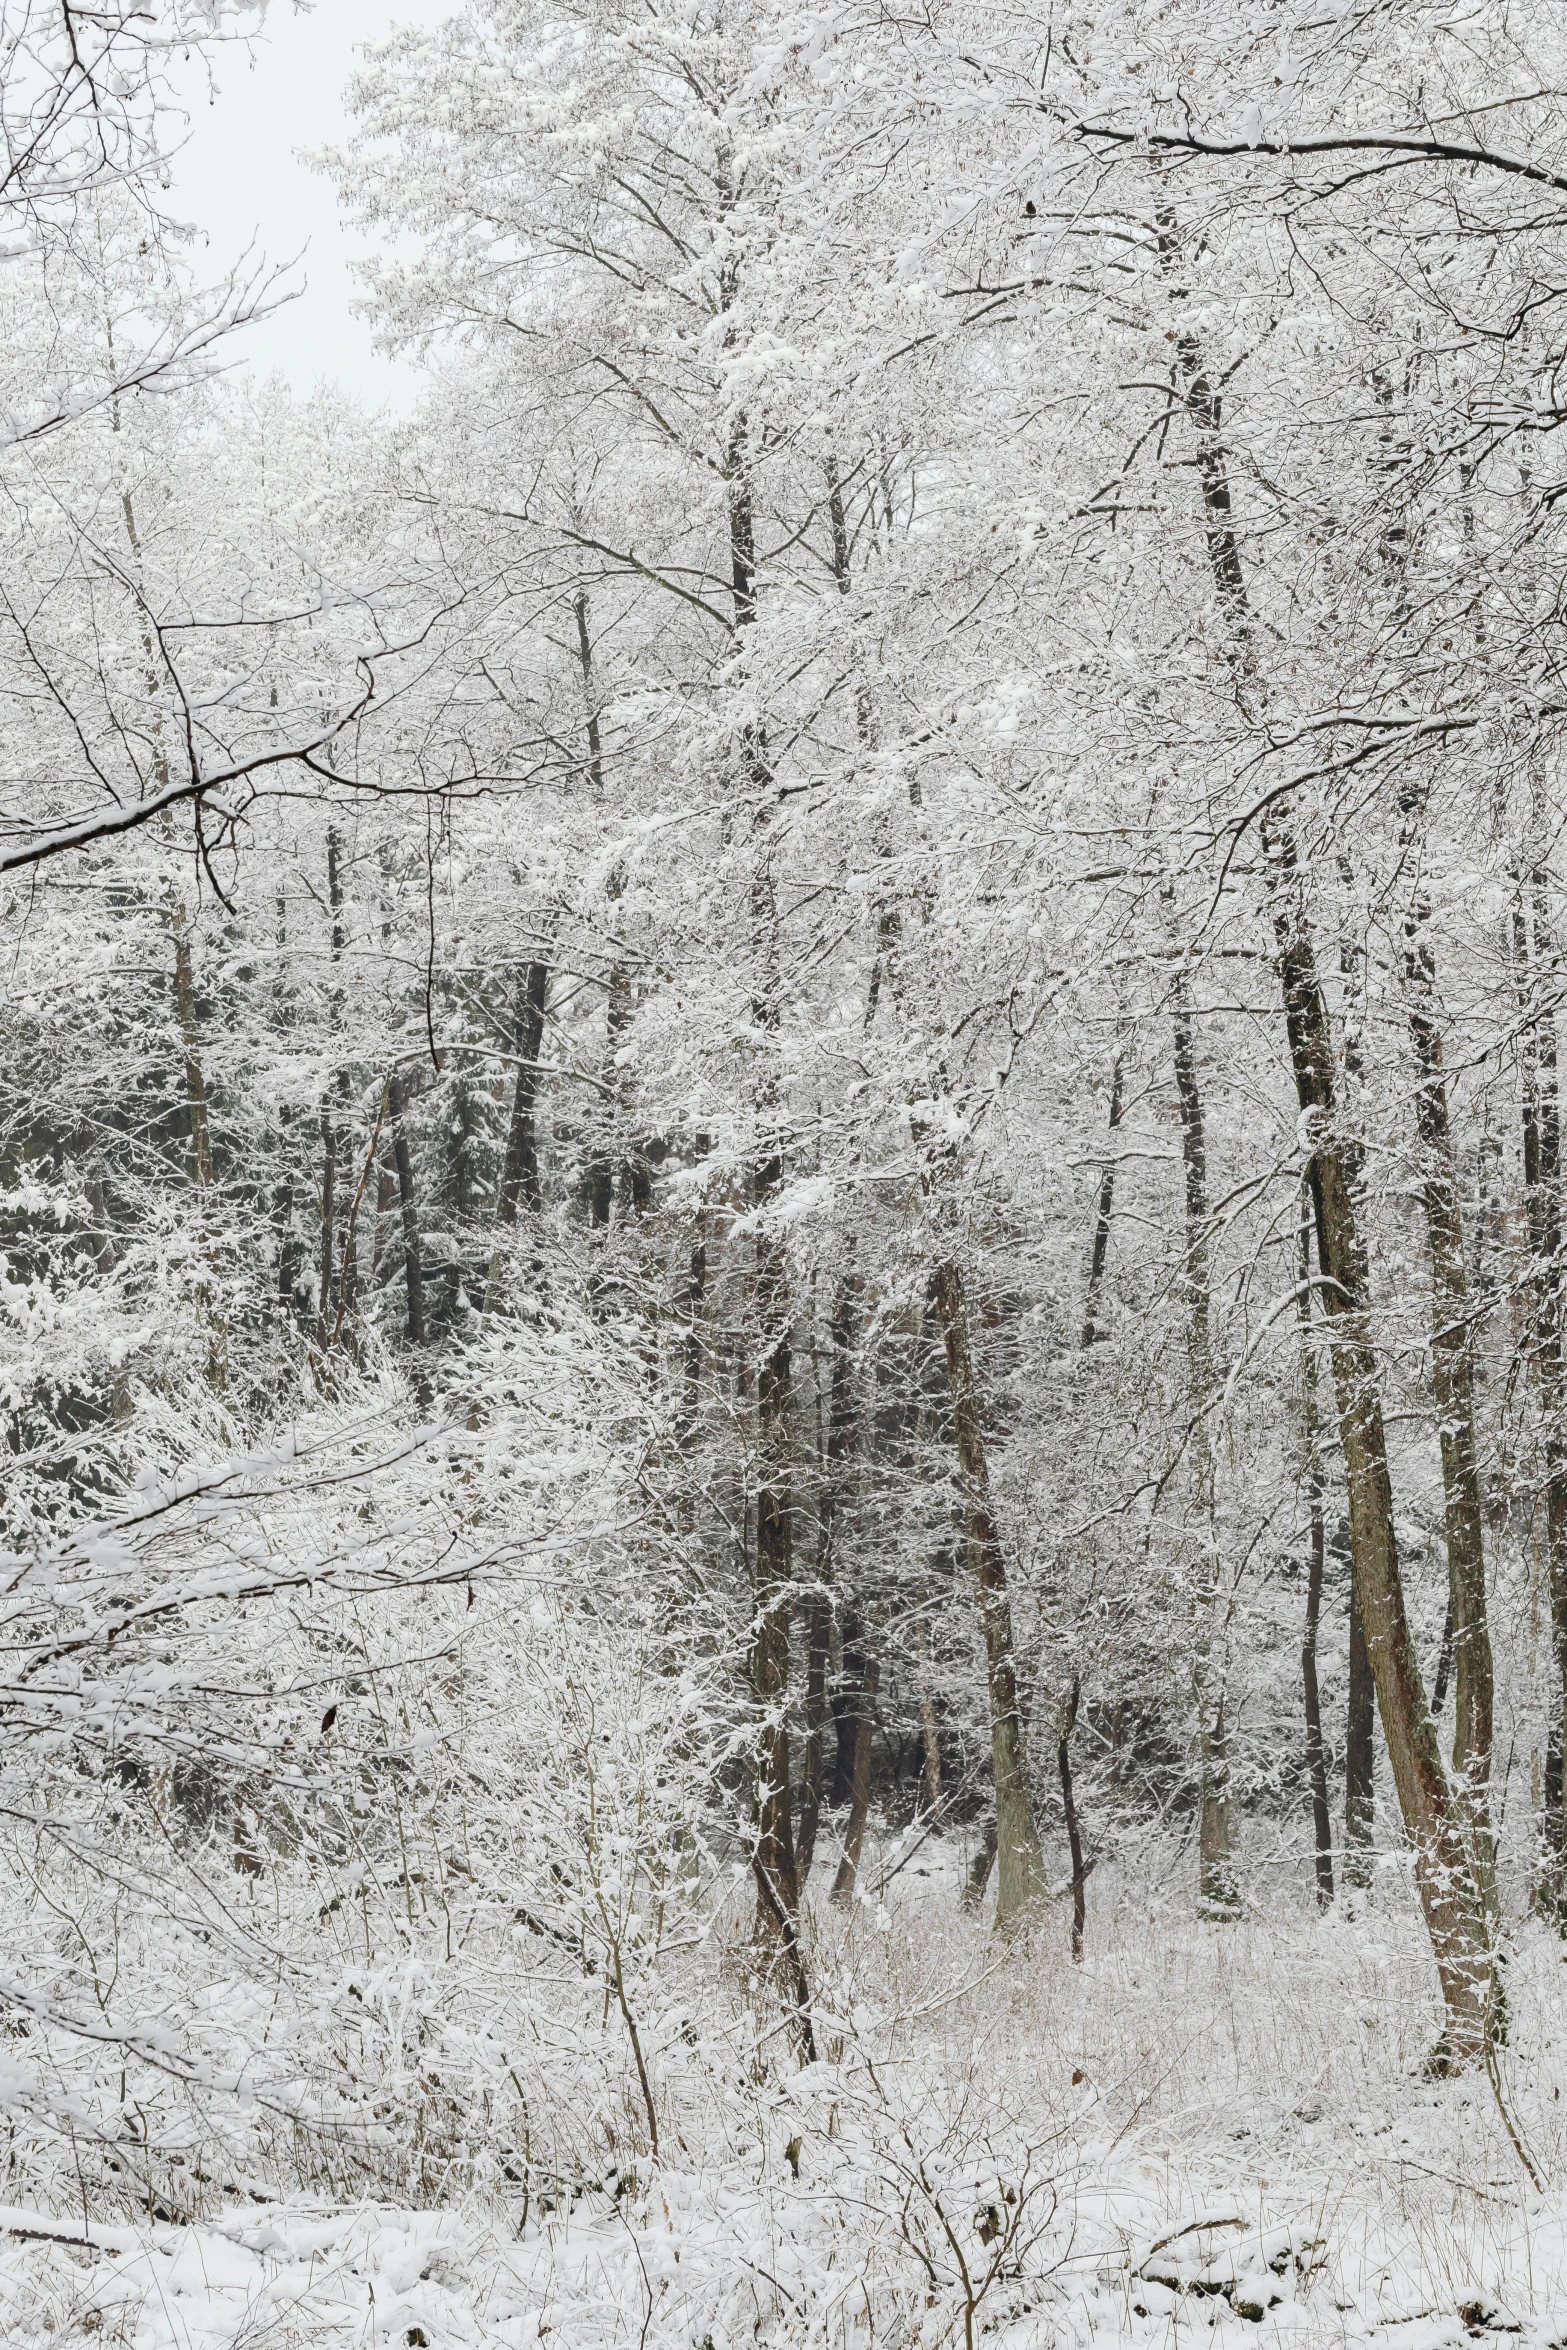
[
  {"x1": 573, "y1": 589, "x2": 604, "y2": 793},
  {"x1": 750, "y1": 1243, "x2": 798, "y2": 1931},
  {"x1": 484, "y1": 956, "x2": 549, "y2": 1315},
  {"x1": 1303, "y1": 1511, "x2": 1334, "y2": 1910},
  {"x1": 1080, "y1": 1052, "x2": 1124, "y2": 1351},
  {"x1": 171, "y1": 917, "x2": 226, "y2": 1393},
  {"x1": 1171, "y1": 959, "x2": 1237, "y2": 1916},
  {"x1": 830, "y1": 1652, "x2": 880, "y2": 1903},
  {"x1": 675, "y1": 1238, "x2": 707, "y2": 1544},
  {"x1": 318, "y1": 1105, "x2": 336, "y2": 1347},
  {"x1": 388, "y1": 1072, "x2": 426, "y2": 1348},
  {"x1": 832, "y1": 1610, "x2": 868, "y2": 1810},
  {"x1": 1058, "y1": 1677, "x2": 1088, "y2": 1963},
  {"x1": 274, "y1": 1110, "x2": 302, "y2": 1320},
  {"x1": 1433, "y1": 1603, "x2": 1455, "y2": 1715},
  {"x1": 962, "y1": 1821, "x2": 999, "y2": 1914},
  {"x1": 797, "y1": 1594, "x2": 831, "y2": 1885},
  {"x1": 586, "y1": 961, "x2": 629, "y2": 1231}
]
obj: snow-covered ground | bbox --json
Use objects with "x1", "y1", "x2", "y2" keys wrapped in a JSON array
[{"x1": 6, "y1": 1872, "x2": 1567, "y2": 2348}]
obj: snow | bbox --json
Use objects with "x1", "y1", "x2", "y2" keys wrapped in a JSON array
[{"x1": 7, "y1": 1888, "x2": 1567, "y2": 2349}]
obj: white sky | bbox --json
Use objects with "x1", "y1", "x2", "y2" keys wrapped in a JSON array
[{"x1": 168, "y1": 1, "x2": 452, "y2": 409}]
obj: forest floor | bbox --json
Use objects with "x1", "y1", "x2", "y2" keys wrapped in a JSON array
[{"x1": 6, "y1": 1847, "x2": 1567, "y2": 2348}]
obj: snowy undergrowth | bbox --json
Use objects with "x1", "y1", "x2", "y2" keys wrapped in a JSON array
[{"x1": 6, "y1": 1866, "x2": 1567, "y2": 2348}]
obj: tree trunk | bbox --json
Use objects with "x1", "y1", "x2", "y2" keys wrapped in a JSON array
[
  {"x1": 173, "y1": 929, "x2": 215, "y2": 1192},
  {"x1": 586, "y1": 958, "x2": 629, "y2": 1231},
  {"x1": 797, "y1": 1594, "x2": 831, "y2": 1885},
  {"x1": 1295, "y1": 1197, "x2": 1335, "y2": 1909},
  {"x1": 1271, "y1": 834, "x2": 1494, "y2": 2059},
  {"x1": 373, "y1": 1165, "x2": 395, "y2": 1279},
  {"x1": 172, "y1": 917, "x2": 226, "y2": 1393},
  {"x1": 325, "y1": 828, "x2": 358, "y2": 1337},
  {"x1": 917, "y1": 1627, "x2": 943, "y2": 1822},
  {"x1": 1333, "y1": 881, "x2": 1377, "y2": 1894},
  {"x1": 676, "y1": 1237, "x2": 707, "y2": 1545},
  {"x1": 1345, "y1": 1575, "x2": 1376, "y2": 1891},
  {"x1": 931, "y1": 1256, "x2": 1047, "y2": 1930},
  {"x1": 484, "y1": 956, "x2": 549, "y2": 1316},
  {"x1": 832, "y1": 1609, "x2": 868, "y2": 1809},
  {"x1": 1080, "y1": 1051, "x2": 1124, "y2": 1351},
  {"x1": 1378, "y1": 391, "x2": 1494, "y2": 1883},
  {"x1": 388, "y1": 1072, "x2": 426, "y2": 1348},
  {"x1": 750, "y1": 1236, "x2": 798, "y2": 1932},
  {"x1": 1403, "y1": 861, "x2": 1494, "y2": 1901},
  {"x1": 274, "y1": 1110, "x2": 302, "y2": 1323},
  {"x1": 1171, "y1": 959, "x2": 1238, "y2": 1917},
  {"x1": 317, "y1": 1105, "x2": 336, "y2": 1349},
  {"x1": 572, "y1": 579, "x2": 637, "y2": 1234},
  {"x1": 726, "y1": 433, "x2": 802, "y2": 1947},
  {"x1": 1058, "y1": 1677, "x2": 1087, "y2": 1963},
  {"x1": 830, "y1": 1652, "x2": 880, "y2": 1903},
  {"x1": 962, "y1": 1821, "x2": 999, "y2": 1914},
  {"x1": 799, "y1": 1278, "x2": 853, "y2": 1886}
]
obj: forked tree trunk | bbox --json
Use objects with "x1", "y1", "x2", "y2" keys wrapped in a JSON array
[
  {"x1": 931, "y1": 1257, "x2": 1047, "y2": 1931},
  {"x1": 1167, "y1": 234, "x2": 1494, "y2": 2054},
  {"x1": 1272, "y1": 834, "x2": 1494, "y2": 2058},
  {"x1": 1170, "y1": 958, "x2": 1238, "y2": 1917},
  {"x1": 1380, "y1": 407, "x2": 1496, "y2": 1885}
]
